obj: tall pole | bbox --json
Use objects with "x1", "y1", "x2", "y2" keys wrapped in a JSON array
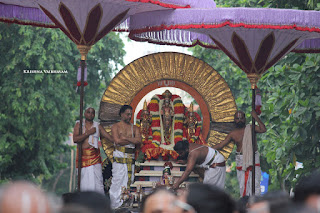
[
  {"x1": 69, "y1": 134, "x2": 74, "y2": 192},
  {"x1": 251, "y1": 88, "x2": 256, "y2": 195},
  {"x1": 247, "y1": 73, "x2": 260, "y2": 196},
  {"x1": 76, "y1": 45, "x2": 91, "y2": 191}
]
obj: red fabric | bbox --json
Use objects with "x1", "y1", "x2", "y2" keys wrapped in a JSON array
[
  {"x1": 125, "y1": 0, "x2": 190, "y2": 9},
  {"x1": 236, "y1": 164, "x2": 260, "y2": 197},
  {"x1": 131, "y1": 21, "x2": 320, "y2": 34},
  {"x1": 0, "y1": 18, "x2": 57, "y2": 28},
  {"x1": 77, "y1": 81, "x2": 88, "y2": 86},
  {"x1": 255, "y1": 105, "x2": 262, "y2": 115}
]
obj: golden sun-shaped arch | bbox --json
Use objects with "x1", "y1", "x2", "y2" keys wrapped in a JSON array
[{"x1": 100, "y1": 52, "x2": 237, "y2": 159}]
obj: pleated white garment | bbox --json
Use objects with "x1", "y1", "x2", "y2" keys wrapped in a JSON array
[
  {"x1": 236, "y1": 152, "x2": 261, "y2": 196},
  {"x1": 80, "y1": 163, "x2": 105, "y2": 194},
  {"x1": 203, "y1": 150, "x2": 226, "y2": 188},
  {"x1": 109, "y1": 147, "x2": 135, "y2": 209}
]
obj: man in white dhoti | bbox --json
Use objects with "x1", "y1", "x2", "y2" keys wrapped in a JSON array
[
  {"x1": 214, "y1": 111, "x2": 266, "y2": 197},
  {"x1": 109, "y1": 105, "x2": 142, "y2": 209},
  {"x1": 172, "y1": 140, "x2": 226, "y2": 189},
  {"x1": 73, "y1": 107, "x2": 114, "y2": 194}
]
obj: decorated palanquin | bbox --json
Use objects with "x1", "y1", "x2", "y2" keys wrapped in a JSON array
[
  {"x1": 136, "y1": 90, "x2": 207, "y2": 161},
  {"x1": 99, "y1": 52, "x2": 239, "y2": 194}
]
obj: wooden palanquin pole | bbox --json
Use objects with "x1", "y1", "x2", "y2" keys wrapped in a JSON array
[
  {"x1": 247, "y1": 73, "x2": 261, "y2": 196},
  {"x1": 76, "y1": 45, "x2": 91, "y2": 191}
]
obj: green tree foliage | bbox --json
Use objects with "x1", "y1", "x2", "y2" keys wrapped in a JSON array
[
  {"x1": 0, "y1": 23, "x2": 124, "y2": 185},
  {"x1": 216, "y1": 0, "x2": 318, "y2": 9},
  {"x1": 259, "y1": 53, "x2": 320, "y2": 191}
]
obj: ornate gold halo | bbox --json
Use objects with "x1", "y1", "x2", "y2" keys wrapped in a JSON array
[{"x1": 100, "y1": 52, "x2": 237, "y2": 159}]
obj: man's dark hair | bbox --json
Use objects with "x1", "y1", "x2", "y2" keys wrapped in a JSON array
[
  {"x1": 115, "y1": 207, "x2": 132, "y2": 213},
  {"x1": 62, "y1": 191, "x2": 112, "y2": 213},
  {"x1": 250, "y1": 191, "x2": 291, "y2": 213},
  {"x1": 236, "y1": 196, "x2": 249, "y2": 213},
  {"x1": 186, "y1": 183, "x2": 235, "y2": 213},
  {"x1": 276, "y1": 203, "x2": 317, "y2": 213},
  {"x1": 293, "y1": 170, "x2": 320, "y2": 203},
  {"x1": 119, "y1": 105, "x2": 133, "y2": 116},
  {"x1": 174, "y1": 140, "x2": 189, "y2": 152}
]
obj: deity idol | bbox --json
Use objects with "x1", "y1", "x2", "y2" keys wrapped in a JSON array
[
  {"x1": 140, "y1": 100, "x2": 152, "y2": 141},
  {"x1": 184, "y1": 103, "x2": 198, "y2": 140},
  {"x1": 160, "y1": 90, "x2": 175, "y2": 145}
]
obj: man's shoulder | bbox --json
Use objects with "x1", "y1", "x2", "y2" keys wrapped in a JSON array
[
  {"x1": 230, "y1": 128, "x2": 245, "y2": 134},
  {"x1": 111, "y1": 122, "x2": 118, "y2": 127},
  {"x1": 111, "y1": 121, "x2": 122, "y2": 128}
]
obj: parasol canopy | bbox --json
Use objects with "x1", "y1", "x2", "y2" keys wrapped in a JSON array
[
  {"x1": 129, "y1": 8, "x2": 320, "y2": 84},
  {"x1": 0, "y1": 0, "x2": 195, "y2": 48},
  {"x1": 293, "y1": 38, "x2": 320, "y2": 53}
]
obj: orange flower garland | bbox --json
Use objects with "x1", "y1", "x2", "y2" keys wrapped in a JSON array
[{"x1": 142, "y1": 94, "x2": 184, "y2": 160}]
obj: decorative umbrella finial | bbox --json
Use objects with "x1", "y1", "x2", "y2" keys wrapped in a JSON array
[
  {"x1": 77, "y1": 45, "x2": 91, "y2": 60},
  {"x1": 246, "y1": 73, "x2": 261, "y2": 89}
]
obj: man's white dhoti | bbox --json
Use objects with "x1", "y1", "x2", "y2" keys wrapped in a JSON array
[
  {"x1": 76, "y1": 146, "x2": 105, "y2": 195},
  {"x1": 236, "y1": 152, "x2": 261, "y2": 196},
  {"x1": 109, "y1": 145, "x2": 135, "y2": 209},
  {"x1": 76, "y1": 120, "x2": 104, "y2": 194},
  {"x1": 80, "y1": 164, "x2": 105, "y2": 194},
  {"x1": 197, "y1": 147, "x2": 226, "y2": 188}
]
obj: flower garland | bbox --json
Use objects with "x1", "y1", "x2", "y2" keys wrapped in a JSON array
[
  {"x1": 143, "y1": 93, "x2": 184, "y2": 160},
  {"x1": 149, "y1": 95, "x2": 161, "y2": 147}
]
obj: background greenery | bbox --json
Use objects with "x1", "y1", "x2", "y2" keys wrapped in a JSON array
[{"x1": 0, "y1": 24, "x2": 125, "y2": 194}]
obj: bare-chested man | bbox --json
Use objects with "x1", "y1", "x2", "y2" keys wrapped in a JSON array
[
  {"x1": 214, "y1": 110, "x2": 266, "y2": 196},
  {"x1": 73, "y1": 107, "x2": 113, "y2": 194},
  {"x1": 173, "y1": 140, "x2": 226, "y2": 189},
  {"x1": 109, "y1": 105, "x2": 142, "y2": 209}
]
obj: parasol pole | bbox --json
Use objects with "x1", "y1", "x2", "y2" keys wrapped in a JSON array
[
  {"x1": 76, "y1": 45, "x2": 91, "y2": 191},
  {"x1": 247, "y1": 73, "x2": 260, "y2": 196}
]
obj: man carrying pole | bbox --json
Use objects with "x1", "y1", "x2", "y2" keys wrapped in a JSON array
[
  {"x1": 214, "y1": 111, "x2": 266, "y2": 196},
  {"x1": 73, "y1": 107, "x2": 113, "y2": 194}
]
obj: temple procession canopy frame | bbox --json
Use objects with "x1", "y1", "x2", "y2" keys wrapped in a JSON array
[{"x1": 99, "y1": 52, "x2": 237, "y2": 159}]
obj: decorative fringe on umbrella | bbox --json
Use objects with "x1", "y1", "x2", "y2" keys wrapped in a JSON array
[{"x1": 0, "y1": 3, "x2": 56, "y2": 28}]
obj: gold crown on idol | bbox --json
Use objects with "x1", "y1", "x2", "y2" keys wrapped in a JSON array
[
  {"x1": 162, "y1": 90, "x2": 172, "y2": 99},
  {"x1": 189, "y1": 103, "x2": 194, "y2": 113},
  {"x1": 143, "y1": 100, "x2": 148, "y2": 111},
  {"x1": 163, "y1": 166, "x2": 171, "y2": 175}
]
